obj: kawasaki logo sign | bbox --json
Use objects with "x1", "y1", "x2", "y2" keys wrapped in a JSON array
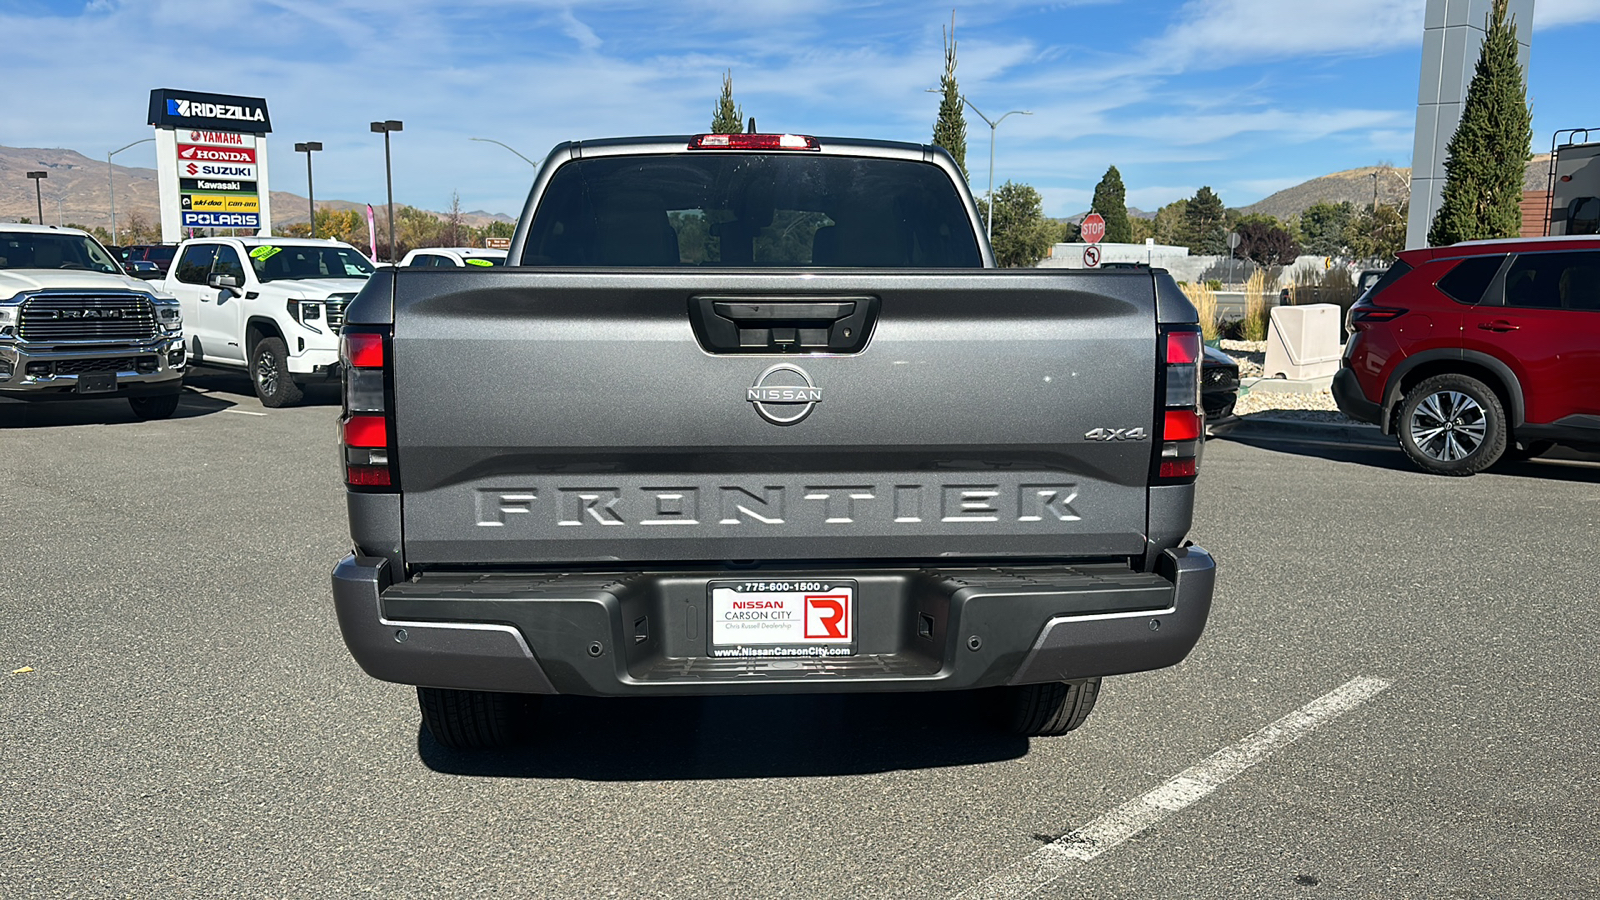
[{"x1": 148, "y1": 88, "x2": 273, "y2": 134}]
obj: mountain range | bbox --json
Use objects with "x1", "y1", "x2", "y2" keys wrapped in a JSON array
[{"x1": 0, "y1": 145, "x2": 514, "y2": 234}]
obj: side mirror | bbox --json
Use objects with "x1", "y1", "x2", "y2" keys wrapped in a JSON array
[{"x1": 207, "y1": 272, "x2": 242, "y2": 296}]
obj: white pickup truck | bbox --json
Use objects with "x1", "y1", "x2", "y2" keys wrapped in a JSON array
[
  {"x1": 162, "y1": 237, "x2": 374, "y2": 406},
  {"x1": 1, "y1": 224, "x2": 186, "y2": 419}
]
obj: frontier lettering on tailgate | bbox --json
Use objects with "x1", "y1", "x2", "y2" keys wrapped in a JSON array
[{"x1": 475, "y1": 483, "x2": 1081, "y2": 527}]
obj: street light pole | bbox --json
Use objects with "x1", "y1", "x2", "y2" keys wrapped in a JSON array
[
  {"x1": 294, "y1": 142, "x2": 323, "y2": 238},
  {"x1": 960, "y1": 100, "x2": 1030, "y2": 244},
  {"x1": 370, "y1": 121, "x2": 403, "y2": 261},
  {"x1": 469, "y1": 137, "x2": 537, "y2": 167},
  {"x1": 26, "y1": 171, "x2": 46, "y2": 225},
  {"x1": 108, "y1": 138, "x2": 154, "y2": 245}
]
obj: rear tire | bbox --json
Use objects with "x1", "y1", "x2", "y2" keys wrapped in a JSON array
[
  {"x1": 1396, "y1": 373, "x2": 1506, "y2": 476},
  {"x1": 128, "y1": 393, "x2": 180, "y2": 420},
  {"x1": 249, "y1": 336, "x2": 304, "y2": 408},
  {"x1": 417, "y1": 687, "x2": 535, "y2": 750},
  {"x1": 994, "y1": 678, "x2": 1101, "y2": 737}
]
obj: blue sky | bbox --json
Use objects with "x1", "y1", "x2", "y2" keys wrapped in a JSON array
[{"x1": 4, "y1": 0, "x2": 1600, "y2": 218}]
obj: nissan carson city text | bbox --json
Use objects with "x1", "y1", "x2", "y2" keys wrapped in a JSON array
[{"x1": 330, "y1": 132, "x2": 1217, "y2": 751}]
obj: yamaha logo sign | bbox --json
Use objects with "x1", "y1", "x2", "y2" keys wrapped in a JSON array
[{"x1": 746, "y1": 364, "x2": 822, "y2": 425}]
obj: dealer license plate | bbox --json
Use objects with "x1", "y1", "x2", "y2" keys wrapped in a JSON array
[
  {"x1": 75, "y1": 373, "x2": 116, "y2": 394},
  {"x1": 708, "y1": 580, "x2": 857, "y2": 658}
]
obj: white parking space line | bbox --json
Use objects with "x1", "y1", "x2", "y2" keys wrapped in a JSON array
[
  {"x1": 221, "y1": 409, "x2": 268, "y2": 417},
  {"x1": 956, "y1": 676, "x2": 1394, "y2": 900}
]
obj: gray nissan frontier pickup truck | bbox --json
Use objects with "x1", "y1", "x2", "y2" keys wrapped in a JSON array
[{"x1": 331, "y1": 132, "x2": 1216, "y2": 750}]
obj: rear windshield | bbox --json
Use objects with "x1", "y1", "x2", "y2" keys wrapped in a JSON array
[{"x1": 520, "y1": 153, "x2": 982, "y2": 268}]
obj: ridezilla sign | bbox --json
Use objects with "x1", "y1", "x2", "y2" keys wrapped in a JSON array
[{"x1": 147, "y1": 88, "x2": 274, "y2": 241}]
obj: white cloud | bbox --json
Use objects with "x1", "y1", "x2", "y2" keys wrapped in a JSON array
[
  {"x1": 1139, "y1": 0, "x2": 1427, "y2": 72},
  {"x1": 1533, "y1": 0, "x2": 1600, "y2": 28},
  {"x1": 559, "y1": 8, "x2": 603, "y2": 51}
]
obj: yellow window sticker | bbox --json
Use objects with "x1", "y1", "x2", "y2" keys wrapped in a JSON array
[
  {"x1": 249, "y1": 246, "x2": 283, "y2": 261},
  {"x1": 464, "y1": 258, "x2": 494, "y2": 266}
]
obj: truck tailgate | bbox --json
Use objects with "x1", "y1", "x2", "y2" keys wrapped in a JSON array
[{"x1": 391, "y1": 270, "x2": 1157, "y2": 565}]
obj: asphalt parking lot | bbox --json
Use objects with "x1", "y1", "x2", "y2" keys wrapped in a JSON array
[{"x1": 3, "y1": 374, "x2": 1598, "y2": 899}]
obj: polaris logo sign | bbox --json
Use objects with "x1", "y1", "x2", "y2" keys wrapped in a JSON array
[{"x1": 166, "y1": 98, "x2": 266, "y2": 125}]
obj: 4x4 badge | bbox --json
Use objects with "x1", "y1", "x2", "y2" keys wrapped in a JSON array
[{"x1": 746, "y1": 363, "x2": 822, "y2": 426}]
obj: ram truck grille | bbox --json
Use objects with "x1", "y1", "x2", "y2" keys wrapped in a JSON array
[{"x1": 18, "y1": 294, "x2": 158, "y2": 343}]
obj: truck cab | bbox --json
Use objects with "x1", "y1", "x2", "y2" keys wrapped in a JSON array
[
  {"x1": 0, "y1": 224, "x2": 186, "y2": 419},
  {"x1": 163, "y1": 237, "x2": 373, "y2": 406}
]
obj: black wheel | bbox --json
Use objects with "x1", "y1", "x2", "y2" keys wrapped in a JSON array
[
  {"x1": 249, "y1": 336, "x2": 304, "y2": 408},
  {"x1": 128, "y1": 393, "x2": 180, "y2": 420},
  {"x1": 1396, "y1": 373, "x2": 1506, "y2": 476},
  {"x1": 1502, "y1": 439, "x2": 1554, "y2": 462},
  {"x1": 993, "y1": 678, "x2": 1101, "y2": 737},
  {"x1": 417, "y1": 687, "x2": 536, "y2": 750}
]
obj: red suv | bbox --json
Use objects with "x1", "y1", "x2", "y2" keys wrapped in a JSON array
[{"x1": 1334, "y1": 235, "x2": 1600, "y2": 475}]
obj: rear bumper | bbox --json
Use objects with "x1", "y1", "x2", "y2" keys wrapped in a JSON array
[
  {"x1": 1332, "y1": 367, "x2": 1383, "y2": 428},
  {"x1": 331, "y1": 546, "x2": 1215, "y2": 696}
]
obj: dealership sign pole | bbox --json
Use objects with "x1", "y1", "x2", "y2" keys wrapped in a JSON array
[{"x1": 147, "y1": 89, "x2": 274, "y2": 242}]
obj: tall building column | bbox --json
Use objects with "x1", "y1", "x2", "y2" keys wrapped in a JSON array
[{"x1": 1406, "y1": 0, "x2": 1534, "y2": 249}]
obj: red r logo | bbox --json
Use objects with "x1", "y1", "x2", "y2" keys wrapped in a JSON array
[{"x1": 804, "y1": 595, "x2": 848, "y2": 639}]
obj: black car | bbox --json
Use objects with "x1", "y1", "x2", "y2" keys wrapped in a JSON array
[{"x1": 1202, "y1": 345, "x2": 1240, "y2": 436}]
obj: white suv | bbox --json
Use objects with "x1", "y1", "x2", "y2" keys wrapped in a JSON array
[
  {"x1": 398, "y1": 247, "x2": 507, "y2": 268},
  {"x1": 163, "y1": 237, "x2": 373, "y2": 406}
]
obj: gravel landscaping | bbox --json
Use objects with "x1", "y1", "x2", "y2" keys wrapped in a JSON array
[{"x1": 1217, "y1": 339, "x2": 1361, "y2": 424}]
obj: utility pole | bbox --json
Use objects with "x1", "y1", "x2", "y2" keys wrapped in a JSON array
[
  {"x1": 26, "y1": 171, "x2": 46, "y2": 225},
  {"x1": 108, "y1": 138, "x2": 154, "y2": 246},
  {"x1": 295, "y1": 142, "x2": 323, "y2": 238},
  {"x1": 370, "y1": 121, "x2": 403, "y2": 260},
  {"x1": 929, "y1": 94, "x2": 1029, "y2": 244},
  {"x1": 470, "y1": 137, "x2": 537, "y2": 167}
]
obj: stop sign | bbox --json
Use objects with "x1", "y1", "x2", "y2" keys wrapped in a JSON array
[{"x1": 1080, "y1": 213, "x2": 1106, "y2": 244}]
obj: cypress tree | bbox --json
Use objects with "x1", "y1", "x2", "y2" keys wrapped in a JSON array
[
  {"x1": 1182, "y1": 186, "x2": 1227, "y2": 254},
  {"x1": 1090, "y1": 165, "x2": 1133, "y2": 243},
  {"x1": 711, "y1": 70, "x2": 744, "y2": 135},
  {"x1": 931, "y1": 14, "x2": 967, "y2": 178},
  {"x1": 1427, "y1": 0, "x2": 1531, "y2": 246}
]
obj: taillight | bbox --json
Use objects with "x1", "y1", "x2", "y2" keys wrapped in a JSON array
[
  {"x1": 340, "y1": 327, "x2": 397, "y2": 490},
  {"x1": 1155, "y1": 327, "x2": 1202, "y2": 484},
  {"x1": 1345, "y1": 302, "x2": 1407, "y2": 334},
  {"x1": 688, "y1": 133, "x2": 820, "y2": 151},
  {"x1": 1353, "y1": 306, "x2": 1407, "y2": 323}
]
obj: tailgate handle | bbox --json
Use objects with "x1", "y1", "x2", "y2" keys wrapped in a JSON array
[
  {"x1": 713, "y1": 300, "x2": 855, "y2": 322},
  {"x1": 691, "y1": 295, "x2": 878, "y2": 354}
]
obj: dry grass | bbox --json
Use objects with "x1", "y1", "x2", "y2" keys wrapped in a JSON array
[
  {"x1": 1240, "y1": 269, "x2": 1270, "y2": 341},
  {"x1": 1288, "y1": 265, "x2": 1357, "y2": 316},
  {"x1": 1181, "y1": 281, "x2": 1220, "y2": 341}
]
